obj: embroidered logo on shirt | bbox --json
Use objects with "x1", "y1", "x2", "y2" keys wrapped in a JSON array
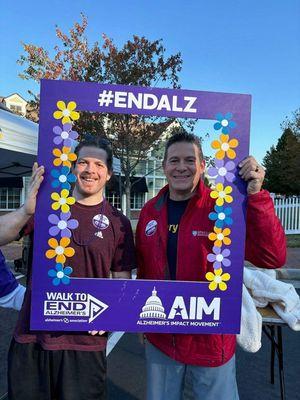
[
  {"x1": 192, "y1": 230, "x2": 209, "y2": 237},
  {"x1": 95, "y1": 231, "x2": 103, "y2": 239},
  {"x1": 145, "y1": 220, "x2": 157, "y2": 236},
  {"x1": 92, "y1": 214, "x2": 109, "y2": 230}
]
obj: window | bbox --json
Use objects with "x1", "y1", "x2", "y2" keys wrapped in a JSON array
[
  {"x1": 10, "y1": 105, "x2": 22, "y2": 113},
  {"x1": 130, "y1": 193, "x2": 145, "y2": 210},
  {"x1": 0, "y1": 187, "x2": 22, "y2": 209},
  {"x1": 155, "y1": 161, "x2": 164, "y2": 176},
  {"x1": 106, "y1": 192, "x2": 121, "y2": 209}
]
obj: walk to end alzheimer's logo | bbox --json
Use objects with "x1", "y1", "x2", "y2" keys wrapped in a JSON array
[
  {"x1": 138, "y1": 287, "x2": 222, "y2": 328},
  {"x1": 44, "y1": 292, "x2": 108, "y2": 323}
]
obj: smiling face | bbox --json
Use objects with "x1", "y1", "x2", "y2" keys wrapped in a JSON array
[
  {"x1": 72, "y1": 146, "x2": 112, "y2": 205},
  {"x1": 163, "y1": 141, "x2": 205, "y2": 201}
]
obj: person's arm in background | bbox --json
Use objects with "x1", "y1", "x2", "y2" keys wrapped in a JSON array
[
  {"x1": 112, "y1": 271, "x2": 131, "y2": 279},
  {"x1": 0, "y1": 163, "x2": 44, "y2": 246},
  {"x1": 0, "y1": 250, "x2": 25, "y2": 310},
  {"x1": 239, "y1": 156, "x2": 286, "y2": 268}
]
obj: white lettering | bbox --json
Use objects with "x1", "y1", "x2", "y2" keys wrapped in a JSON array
[
  {"x1": 46, "y1": 292, "x2": 73, "y2": 301},
  {"x1": 143, "y1": 93, "x2": 158, "y2": 110},
  {"x1": 157, "y1": 95, "x2": 171, "y2": 111},
  {"x1": 114, "y1": 91, "x2": 128, "y2": 108},
  {"x1": 168, "y1": 296, "x2": 189, "y2": 319},
  {"x1": 172, "y1": 96, "x2": 183, "y2": 112},
  {"x1": 189, "y1": 297, "x2": 197, "y2": 320},
  {"x1": 183, "y1": 96, "x2": 197, "y2": 113},
  {"x1": 196, "y1": 298, "x2": 220, "y2": 320},
  {"x1": 128, "y1": 92, "x2": 143, "y2": 109}
]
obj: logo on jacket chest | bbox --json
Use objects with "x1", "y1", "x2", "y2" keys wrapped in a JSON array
[
  {"x1": 192, "y1": 230, "x2": 209, "y2": 237},
  {"x1": 145, "y1": 220, "x2": 157, "y2": 236}
]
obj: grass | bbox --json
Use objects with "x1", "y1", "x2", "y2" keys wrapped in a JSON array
[{"x1": 286, "y1": 234, "x2": 300, "y2": 248}]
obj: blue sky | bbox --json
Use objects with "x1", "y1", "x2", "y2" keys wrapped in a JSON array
[{"x1": 1, "y1": 0, "x2": 299, "y2": 162}]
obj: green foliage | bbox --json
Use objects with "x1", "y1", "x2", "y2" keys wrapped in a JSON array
[
  {"x1": 263, "y1": 110, "x2": 300, "y2": 195},
  {"x1": 18, "y1": 14, "x2": 187, "y2": 215}
]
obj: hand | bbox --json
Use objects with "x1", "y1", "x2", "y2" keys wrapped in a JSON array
[
  {"x1": 88, "y1": 331, "x2": 106, "y2": 336},
  {"x1": 138, "y1": 333, "x2": 146, "y2": 346},
  {"x1": 238, "y1": 156, "x2": 265, "y2": 195},
  {"x1": 24, "y1": 162, "x2": 44, "y2": 215}
]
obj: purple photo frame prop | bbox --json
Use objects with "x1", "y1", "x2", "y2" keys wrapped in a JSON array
[{"x1": 30, "y1": 79, "x2": 251, "y2": 333}]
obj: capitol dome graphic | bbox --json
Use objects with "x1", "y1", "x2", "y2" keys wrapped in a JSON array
[{"x1": 140, "y1": 287, "x2": 166, "y2": 319}]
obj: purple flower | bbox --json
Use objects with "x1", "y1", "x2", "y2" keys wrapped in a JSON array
[
  {"x1": 207, "y1": 246, "x2": 231, "y2": 269},
  {"x1": 48, "y1": 212, "x2": 79, "y2": 238},
  {"x1": 208, "y1": 159, "x2": 235, "y2": 184},
  {"x1": 53, "y1": 123, "x2": 78, "y2": 147}
]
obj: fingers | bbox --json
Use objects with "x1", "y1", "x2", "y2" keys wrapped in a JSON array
[
  {"x1": 238, "y1": 156, "x2": 265, "y2": 181},
  {"x1": 29, "y1": 164, "x2": 45, "y2": 193},
  {"x1": 238, "y1": 156, "x2": 265, "y2": 195},
  {"x1": 88, "y1": 331, "x2": 106, "y2": 336}
]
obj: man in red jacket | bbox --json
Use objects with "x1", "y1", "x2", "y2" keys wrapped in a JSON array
[{"x1": 136, "y1": 131, "x2": 286, "y2": 400}]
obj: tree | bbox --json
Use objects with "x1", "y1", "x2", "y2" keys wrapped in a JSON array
[
  {"x1": 18, "y1": 14, "x2": 189, "y2": 216},
  {"x1": 263, "y1": 117, "x2": 300, "y2": 195}
]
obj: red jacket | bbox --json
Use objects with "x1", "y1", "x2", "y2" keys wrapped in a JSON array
[{"x1": 136, "y1": 181, "x2": 286, "y2": 366}]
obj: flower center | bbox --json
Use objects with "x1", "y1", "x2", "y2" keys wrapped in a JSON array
[
  {"x1": 219, "y1": 191, "x2": 225, "y2": 198},
  {"x1": 59, "y1": 198, "x2": 67, "y2": 205},
  {"x1": 221, "y1": 119, "x2": 229, "y2": 127},
  {"x1": 215, "y1": 276, "x2": 222, "y2": 284},
  {"x1": 216, "y1": 254, "x2": 224, "y2": 262},
  {"x1": 61, "y1": 131, "x2": 69, "y2": 139},
  {"x1": 58, "y1": 221, "x2": 67, "y2": 230},
  {"x1": 60, "y1": 154, "x2": 68, "y2": 161},
  {"x1": 56, "y1": 246, "x2": 64, "y2": 255},
  {"x1": 218, "y1": 167, "x2": 227, "y2": 176},
  {"x1": 59, "y1": 175, "x2": 67, "y2": 183},
  {"x1": 217, "y1": 233, "x2": 224, "y2": 241},
  {"x1": 218, "y1": 212, "x2": 226, "y2": 220},
  {"x1": 221, "y1": 143, "x2": 230, "y2": 151},
  {"x1": 62, "y1": 109, "x2": 70, "y2": 117},
  {"x1": 57, "y1": 271, "x2": 64, "y2": 279}
]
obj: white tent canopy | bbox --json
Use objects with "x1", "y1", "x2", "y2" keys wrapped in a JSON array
[
  {"x1": 0, "y1": 109, "x2": 121, "y2": 177},
  {"x1": 0, "y1": 109, "x2": 38, "y2": 177}
]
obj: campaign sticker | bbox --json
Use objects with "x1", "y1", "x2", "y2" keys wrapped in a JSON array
[
  {"x1": 92, "y1": 214, "x2": 109, "y2": 230},
  {"x1": 145, "y1": 220, "x2": 157, "y2": 236}
]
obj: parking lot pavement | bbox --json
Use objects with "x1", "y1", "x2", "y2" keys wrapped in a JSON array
[{"x1": 1, "y1": 325, "x2": 300, "y2": 399}]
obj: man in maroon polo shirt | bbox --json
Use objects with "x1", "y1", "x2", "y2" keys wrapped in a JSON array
[{"x1": 0, "y1": 136, "x2": 136, "y2": 400}]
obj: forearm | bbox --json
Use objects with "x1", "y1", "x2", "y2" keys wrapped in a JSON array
[
  {"x1": 112, "y1": 270, "x2": 132, "y2": 279},
  {"x1": 0, "y1": 207, "x2": 31, "y2": 246},
  {"x1": 0, "y1": 284, "x2": 26, "y2": 310},
  {"x1": 245, "y1": 190, "x2": 286, "y2": 268}
]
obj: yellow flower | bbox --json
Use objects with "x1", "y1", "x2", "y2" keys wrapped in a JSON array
[
  {"x1": 208, "y1": 227, "x2": 231, "y2": 247},
  {"x1": 51, "y1": 189, "x2": 75, "y2": 213},
  {"x1": 53, "y1": 101, "x2": 80, "y2": 124},
  {"x1": 45, "y1": 237, "x2": 75, "y2": 264},
  {"x1": 53, "y1": 146, "x2": 77, "y2": 167},
  {"x1": 211, "y1": 134, "x2": 239, "y2": 160},
  {"x1": 210, "y1": 183, "x2": 233, "y2": 206},
  {"x1": 206, "y1": 268, "x2": 231, "y2": 291}
]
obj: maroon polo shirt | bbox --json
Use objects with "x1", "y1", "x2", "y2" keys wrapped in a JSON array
[{"x1": 14, "y1": 200, "x2": 136, "y2": 351}]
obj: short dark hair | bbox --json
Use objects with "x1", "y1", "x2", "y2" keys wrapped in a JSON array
[
  {"x1": 74, "y1": 134, "x2": 113, "y2": 172},
  {"x1": 163, "y1": 131, "x2": 203, "y2": 163}
]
